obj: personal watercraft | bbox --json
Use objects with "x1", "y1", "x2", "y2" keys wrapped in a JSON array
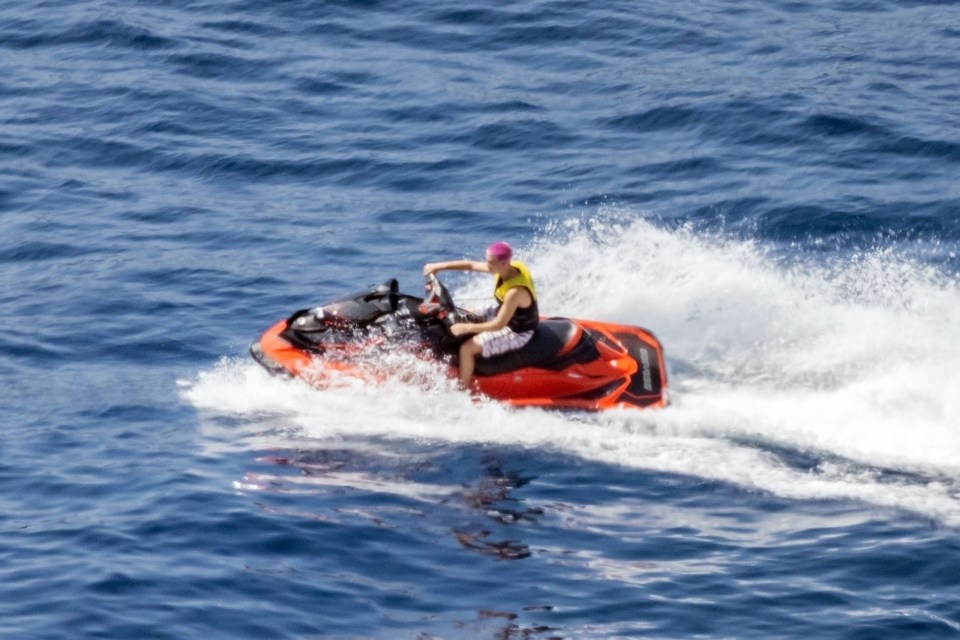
[{"x1": 250, "y1": 275, "x2": 667, "y2": 410}]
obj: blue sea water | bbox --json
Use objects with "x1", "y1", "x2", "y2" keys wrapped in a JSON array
[{"x1": 3, "y1": 0, "x2": 960, "y2": 637}]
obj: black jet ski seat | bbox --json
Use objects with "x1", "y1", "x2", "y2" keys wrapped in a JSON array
[{"x1": 475, "y1": 318, "x2": 598, "y2": 377}]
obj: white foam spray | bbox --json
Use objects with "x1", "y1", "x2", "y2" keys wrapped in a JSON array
[{"x1": 181, "y1": 213, "x2": 960, "y2": 525}]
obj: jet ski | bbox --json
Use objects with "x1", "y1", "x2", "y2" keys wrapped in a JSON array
[{"x1": 250, "y1": 275, "x2": 667, "y2": 411}]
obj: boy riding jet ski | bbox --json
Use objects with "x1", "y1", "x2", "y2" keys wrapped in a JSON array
[{"x1": 251, "y1": 245, "x2": 667, "y2": 411}]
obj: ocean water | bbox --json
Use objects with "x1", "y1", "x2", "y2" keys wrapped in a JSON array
[{"x1": 2, "y1": 0, "x2": 960, "y2": 638}]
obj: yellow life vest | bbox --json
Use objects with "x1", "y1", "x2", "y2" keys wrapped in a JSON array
[
  {"x1": 494, "y1": 260, "x2": 537, "y2": 303},
  {"x1": 492, "y1": 260, "x2": 540, "y2": 334}
]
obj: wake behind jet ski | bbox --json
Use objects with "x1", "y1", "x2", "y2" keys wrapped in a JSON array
[{"x1": 250, "y1": 274, "x2": 668, "y2": 411}]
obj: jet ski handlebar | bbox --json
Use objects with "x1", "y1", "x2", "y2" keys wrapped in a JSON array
[{"x1": 422, "y1": 274, "x2": 460, "y2": 328}]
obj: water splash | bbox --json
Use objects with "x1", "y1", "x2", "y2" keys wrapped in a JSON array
[{"x1": 182, "y1": 213, "x2": 960, "y2": 524}]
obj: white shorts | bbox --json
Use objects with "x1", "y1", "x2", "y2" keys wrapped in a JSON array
[{"x1": 473, "y1": 305, "x2": 534, "y2": 358}]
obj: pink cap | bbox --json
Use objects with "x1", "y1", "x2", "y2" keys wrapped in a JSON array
[{"x1": 486, "y1": 241, "x2": 512, "y2": 262}]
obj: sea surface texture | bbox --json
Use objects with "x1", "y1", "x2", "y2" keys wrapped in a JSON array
[{"x1": 3, "y1": 0, "x2": 960, "y2": 638}]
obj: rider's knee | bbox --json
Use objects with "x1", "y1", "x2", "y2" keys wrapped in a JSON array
[{"x1": 460, "y1": 338, "x2": 481, "y2": 357}]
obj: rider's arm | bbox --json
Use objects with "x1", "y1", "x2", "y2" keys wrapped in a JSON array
[
  {"x1": 423, "y1": 259, "x2": 489, "y2": 275},
  {"x1": 453, "y1": 287, "x2": 529, "y2": 334}
]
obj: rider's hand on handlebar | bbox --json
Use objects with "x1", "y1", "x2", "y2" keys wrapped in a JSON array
[{"x1": 450, "y1": 323, "x2": 473, "y2": 337}]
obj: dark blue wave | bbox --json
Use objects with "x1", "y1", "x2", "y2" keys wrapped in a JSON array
[
  {"x1": 603, "y1": 106, "x2": 703, "y2": 133},
  {"x1": 165, "y1": 53, "x2": 278, "y2": 82},
  {"x1": 0, "y1": 18, "x2": 174, "y2": 51},
  {"x1": 0, "y1": 240, "x2": 99, "y2": 263}
]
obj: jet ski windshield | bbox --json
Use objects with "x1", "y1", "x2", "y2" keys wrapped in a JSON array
[
  {"x1": 280, "y1": 279, "x2": 404, "y2": 350},
  {"x1": 290, "y1": 279, "x2": 401, "y2": 328},
  {"x1": 282, "y1": 304, "x2": 378, "y2": 350}
]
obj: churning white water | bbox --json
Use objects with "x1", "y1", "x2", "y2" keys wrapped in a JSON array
[{"x1": 183, "y1": 215, "x2": 960, "y2": 523}]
